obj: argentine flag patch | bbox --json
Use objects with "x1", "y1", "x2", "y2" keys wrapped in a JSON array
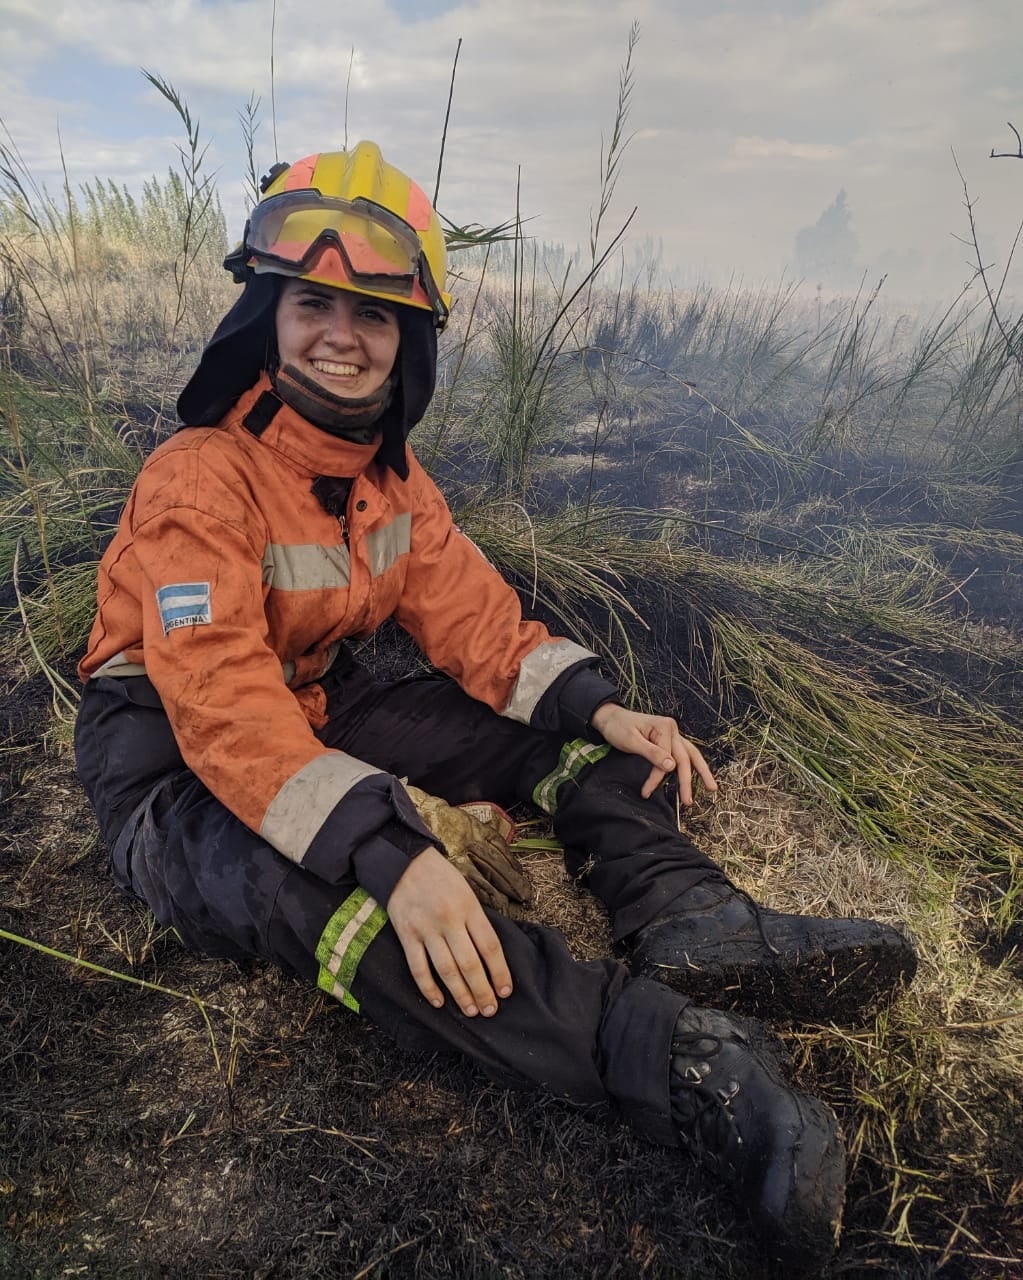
[{"x1": 156, "y1": 582, "x2": 212, "y2": 634}]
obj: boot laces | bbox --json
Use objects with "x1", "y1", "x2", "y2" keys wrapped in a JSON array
[
  {"x1": 669, "y1": 1031, "x2": 744, "y2": 1155},
  {"x1": 731, "y1": 883, "x2": 783, "y2": 958}
]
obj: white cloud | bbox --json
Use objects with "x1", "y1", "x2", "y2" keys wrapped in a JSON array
[
  {"x1": 0, "y1": 0, "x2": 1020, "y2": 297},
  {"x1": 732, "y1": 137, "x2": 842, "y2": 163}
]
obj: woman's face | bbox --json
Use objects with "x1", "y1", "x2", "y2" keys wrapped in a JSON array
[{"x1": 275, "y1": 278, "x2": 400, "y2": 398}]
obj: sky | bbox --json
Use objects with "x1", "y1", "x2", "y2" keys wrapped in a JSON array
[{"x1": 1, "y1": 0, "x2": 1022, "y2": 303}]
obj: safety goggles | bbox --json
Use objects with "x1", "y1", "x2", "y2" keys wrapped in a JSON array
[{"x1": 233, "y1": 191, "x2": 449, "y2": 329}]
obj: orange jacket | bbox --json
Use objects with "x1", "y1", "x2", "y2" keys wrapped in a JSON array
[{"x1": 80, "y1": 375, "x2": 614, "y2": 898}]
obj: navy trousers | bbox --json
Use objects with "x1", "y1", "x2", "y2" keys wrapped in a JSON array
[{"x1": 74, "y1": 663, "x2": 725, "y2": 1147}]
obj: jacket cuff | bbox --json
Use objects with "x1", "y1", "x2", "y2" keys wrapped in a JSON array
[
  {"x1": 351, "y1": 824, "x2": 434, "y2": 904},
  {"x1": 533, "y1": 660, "x2": 619, "y2": 740},
  {"x1": 299, "y1": 772, "x2": 439, "y2": 892}
]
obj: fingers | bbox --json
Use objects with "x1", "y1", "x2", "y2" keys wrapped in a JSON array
[
  {"x1": 400, "y1": 937, "x2": 448, "y2": 1011},
  {"x1": 427, "y1": 913, "x2": 511, "y2": 1018},
  {"x1": 467, "y1": 914, "x2": 514, "y2": 1005},
  {"x1": 398, "y1": 918, "x2": 510, "y2": 1018},
  {"x1": 622, "y1": 715, "x2": 718, "y2": 803},
  {"x1": 689, "y1": 744, "x2": 718, "y2": 795},
  {"x1": 639, "y1": 754, "x2": 691, "y2": 799},
  {"x1": 388, "y1": 849, "x2": 513, "y2": 1019},
  {"x1": 591, "y1": 705, "x2": 718, "y2": 804},
  {"x1": 663, "y1": 733, "x2": 717, "y2": 804}
]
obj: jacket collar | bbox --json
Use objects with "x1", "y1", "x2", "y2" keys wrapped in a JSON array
[{"x1": 224, "y1": 374, "x2": 388, "y2": 479}]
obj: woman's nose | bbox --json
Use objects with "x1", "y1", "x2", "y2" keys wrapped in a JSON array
[{"x1": 325, "y1": 302, "x2": 357, "y2": 347}]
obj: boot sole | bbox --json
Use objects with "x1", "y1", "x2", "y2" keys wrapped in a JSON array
[{"x1": 634, "y1": 925, "x2": 917, "y2": 1024}]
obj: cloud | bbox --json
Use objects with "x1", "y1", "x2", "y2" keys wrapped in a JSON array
[
  {"x1": 732, "y1": 137, "x2": 842, "y2": 164},
  {"x1": 0, "y1": 0, "x2": 1020, "y2": 297}
]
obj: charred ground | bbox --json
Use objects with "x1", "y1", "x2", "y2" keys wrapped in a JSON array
[{"x1": 2, "y1": 640, "x2": 1022, "y2": 1278}]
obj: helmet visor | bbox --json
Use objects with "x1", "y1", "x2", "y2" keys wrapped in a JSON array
[
  {"x1": 247, "y1": 191, "x2": 422, "y2": 289},
  {"x1": 243, "y1": 191, "x2": 448, "y2": 328}
]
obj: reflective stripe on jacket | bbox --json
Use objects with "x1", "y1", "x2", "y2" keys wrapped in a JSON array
[{"x1": 79, "y1": 375, "x2": 615, "y2": 896}]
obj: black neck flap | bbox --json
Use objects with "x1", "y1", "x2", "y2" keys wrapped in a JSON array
[{"x1": 176, "y1": 276, "x2": 438, "y2": 481}]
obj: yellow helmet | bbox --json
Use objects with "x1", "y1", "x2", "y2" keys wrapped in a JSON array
[{"x1": 225, "y1": 141, "x2": 451, "y2": 330}]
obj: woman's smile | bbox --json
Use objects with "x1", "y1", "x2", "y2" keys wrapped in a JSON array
[
  {"x1": 276, "y1": 278, "x2": 400, "y2": 397},
  {"x1": 311, "y1": 359, "x2": 361, "y2": 379}
]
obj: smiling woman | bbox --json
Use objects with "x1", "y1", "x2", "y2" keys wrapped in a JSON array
[{"x1": 69, "y1": 136, "x2": 917, "y2": 1271}]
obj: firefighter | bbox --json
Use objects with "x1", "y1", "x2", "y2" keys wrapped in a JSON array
[{"x1": 74, "y1": 142, "x2": 916, "y2": 1267}]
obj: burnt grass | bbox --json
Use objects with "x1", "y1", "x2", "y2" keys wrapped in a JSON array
[
  {"x1": 0, "y1": 703, "x2": 769, "y2": 1280},
  {"x1": 4, "y1": 690, "x2": 1023, "y2": 1280},
  {"x1": 3, "y1": 417, "x2": 1023, "y2": 1278}
]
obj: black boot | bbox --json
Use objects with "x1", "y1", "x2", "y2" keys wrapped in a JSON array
[
  {"x1": 670, "y1": 1002, "x2": 845, "y2": 1269},
  {"x1": 631, "y1": 880, "x2": 917, "y2": 1023}
]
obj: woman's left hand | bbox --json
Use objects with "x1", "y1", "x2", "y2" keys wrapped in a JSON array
[{"x1": 590, "y1": 704, "x2": 718, "y2": 802}]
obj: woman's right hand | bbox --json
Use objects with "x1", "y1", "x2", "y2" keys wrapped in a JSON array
[{"x1": 386, "y1": 847, "x2": 513, "y2": 1017}]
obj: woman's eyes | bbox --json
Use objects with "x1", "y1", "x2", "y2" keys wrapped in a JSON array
[{"x1": 296, "y1": 297, "x2": 393, "y2": 324}]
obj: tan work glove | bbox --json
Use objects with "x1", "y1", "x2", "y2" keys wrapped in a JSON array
[{"x1": 403, "y1": 784, "x2": 533, "y2": 917}]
